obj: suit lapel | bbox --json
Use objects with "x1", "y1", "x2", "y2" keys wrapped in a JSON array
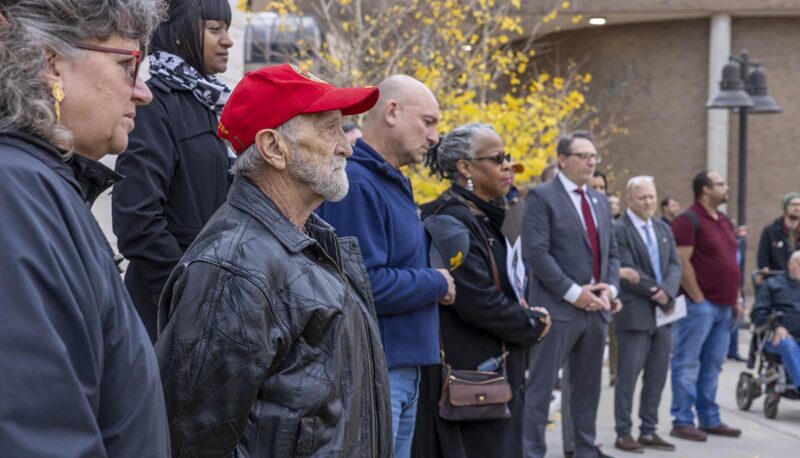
[
  {"x1": 623, "y1": 214, "x2": 655, "y2": 278},
  {"x1": 554, "y1": 178, "x2": 590, "y2": 249},
  {"x1": 654, "y1": 221, "x2": 671, "y2": 274}
]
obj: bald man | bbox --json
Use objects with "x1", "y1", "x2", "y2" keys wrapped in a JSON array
[{"x1": 317, "y1": 75, "x2": 455, "y2": 458}]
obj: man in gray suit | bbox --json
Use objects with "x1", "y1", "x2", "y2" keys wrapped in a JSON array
[
  {"x1": 612, "y1": 176, "x2": 681, "y2": 453},
  {"x1": 523, "y1": 131, "x2": 621, "y2": 458}
]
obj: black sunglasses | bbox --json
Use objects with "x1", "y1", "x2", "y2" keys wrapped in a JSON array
[{"x1": 471, "y1": 152, "x2": 512, "y2": 165}]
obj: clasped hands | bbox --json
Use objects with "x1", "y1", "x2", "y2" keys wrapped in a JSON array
[{"x1": 574, "y1": 283, "x2": 614, "y2": 312}]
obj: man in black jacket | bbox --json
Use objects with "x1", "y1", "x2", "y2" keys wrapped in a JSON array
[
  {"x1": 751, "y1": 250, "x2": 800, "y2": 388},
  {"x1": 155, "y1": 65, "x2": 392, "y2": 457},
  {"x1": 757, "y1": 192, "x2": 800, "y2": 272}
]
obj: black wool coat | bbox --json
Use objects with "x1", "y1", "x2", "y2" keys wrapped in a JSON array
[
  {"x1": 112, "y1": 76, "x2": 231, "y2": 341},
  {"x1": 413, "y1": 187, "x2": 547, "y2": 458}
]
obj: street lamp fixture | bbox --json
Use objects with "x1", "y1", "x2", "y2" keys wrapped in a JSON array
[{"x1": 706, "y1": 50, "x2": 781, "y2": 291}]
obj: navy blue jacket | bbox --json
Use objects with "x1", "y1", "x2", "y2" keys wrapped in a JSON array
[
  {"x1": 0, "y1": 132, "x2": 169, "y2": 456},
  {"x1": 317, "y1": 139, "x2": 446, "y2": 368}
]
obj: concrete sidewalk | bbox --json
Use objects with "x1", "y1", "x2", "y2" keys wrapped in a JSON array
[{"x1": 546, "y1": 331, "x2": 800, "y2": 458}]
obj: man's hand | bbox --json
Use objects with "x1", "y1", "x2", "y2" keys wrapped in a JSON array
[
  {"x1": 593, "y1": 283, "x2": 613, "y2": 311},
  {"x1": 436, "y1": 269, "x2": 456, "y2": 305},
  {"x1": 772, "y1": 326, "x2": 790, "y2": 346},
  {"x1": 733, "y1": 300, "x2": 743, "y2": 321},
  {"x1": 531, "y1": 306, "x2": 552, "y2": 340},
  {"x1": 650, "y1": 287, "x2": 669, "y2": 305},
  {"x1": 689, "y1": 294, "x2": 706, "y2": 304},
  {"x1": 575, "y1": 285, "x2": 606, "y2": 311},
  {"x1": 620, "y1": 267, "x2": 640, "y2": 284},
  {"x1": 611, "y1": 299, "x2": 623, "y2": 314}
]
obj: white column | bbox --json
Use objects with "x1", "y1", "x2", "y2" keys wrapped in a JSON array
[{"x1": 706, "y1": 14, "x2": 732, "y2": 178}]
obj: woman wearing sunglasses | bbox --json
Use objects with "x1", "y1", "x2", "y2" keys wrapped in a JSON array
[
  {"x1": 414, "y1": 123, "x2": 552, "y2": 458},
  {"x1": 0, "y1": 1, "x2": 169, "y2": 455},
  {"x1": 112, "y1": 0, "x2": 234, "y2": 342}
]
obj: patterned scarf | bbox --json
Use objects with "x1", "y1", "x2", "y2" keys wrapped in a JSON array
[{"x1": 148, "y1": 51, "x2": 231, "y2": 114}]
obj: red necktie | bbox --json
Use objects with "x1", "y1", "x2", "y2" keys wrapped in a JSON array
[{"x1": 574, "y1": 189, "x2": 601, "y2": 281}]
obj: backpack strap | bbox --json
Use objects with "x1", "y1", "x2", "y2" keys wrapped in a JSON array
[{"x1": 681, "y1": 208, "x2": 701, "y2": 233}]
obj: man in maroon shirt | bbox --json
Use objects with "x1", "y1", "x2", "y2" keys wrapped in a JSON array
[{"x1": 669, "y1": 170, "x2": 742, "y2": 442}]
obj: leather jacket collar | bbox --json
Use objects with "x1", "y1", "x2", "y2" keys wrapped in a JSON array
[{"x1": 226, "y1": 176, "x2": 341, "y2": 259}]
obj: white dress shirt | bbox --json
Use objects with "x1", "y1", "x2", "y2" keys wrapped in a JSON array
[{"x1": 557, "y1": 172, "x2": 618, "y2": 303}]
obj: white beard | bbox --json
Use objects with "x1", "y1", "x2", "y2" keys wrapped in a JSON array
[{"x1": 289, "y1": 151, "x2": 349, "y2": 202}]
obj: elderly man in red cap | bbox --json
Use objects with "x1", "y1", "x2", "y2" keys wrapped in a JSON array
[{"x1": 155, "y1": 64, "x2": 392, "y2": 457}]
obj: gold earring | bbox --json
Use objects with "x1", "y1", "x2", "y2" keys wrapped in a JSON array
[{"x1": 52, "y1": 83, "x2": 65, "y2": 122}]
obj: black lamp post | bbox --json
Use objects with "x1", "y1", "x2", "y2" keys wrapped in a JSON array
[
  {"x1": 706, "y1": 50, "x2": 781, "y2": 292},
  {"x1": 707, "y1": 50, "x2": 781, "y2": 227}
]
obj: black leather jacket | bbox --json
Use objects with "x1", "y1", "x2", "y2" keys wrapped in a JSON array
[{"x1": 155, "y1": 176, "x2": 392, "y2": 457}]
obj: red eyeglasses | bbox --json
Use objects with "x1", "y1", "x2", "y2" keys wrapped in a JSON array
[{"x1": 75, "y1": 43, "x2": 143, "y2": 87}]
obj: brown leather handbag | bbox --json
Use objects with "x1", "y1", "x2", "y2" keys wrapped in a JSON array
[
  {"x1": 437, "y1": 345, "x2": 512, "y2": 421},
  {"x1": 437, "y1": 197, "x2": 513, "y2": 421}
]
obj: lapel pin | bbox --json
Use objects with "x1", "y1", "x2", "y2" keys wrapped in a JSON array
[{"x1": 591, "y1": 197, "x2": 598, "y2": 204}]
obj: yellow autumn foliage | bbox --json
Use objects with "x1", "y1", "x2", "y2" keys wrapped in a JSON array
[{"x1": 248, "y1": 0, "x2": 592, "y2": 202}]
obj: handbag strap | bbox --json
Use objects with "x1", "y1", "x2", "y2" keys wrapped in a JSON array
[{"x1": 433, "y1": 189, "x2": 508, "y2": 367}]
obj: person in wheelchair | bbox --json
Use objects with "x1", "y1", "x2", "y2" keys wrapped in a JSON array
[{"x1": 751, "y1": 250, "x2": 800, "y2": 389}]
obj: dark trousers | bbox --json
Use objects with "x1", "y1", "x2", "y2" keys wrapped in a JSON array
[
  {"x1": 614, "y1": 326, "x2": 671, "y2": 437},
  {"x1": 524, "y1": 312, "x2": 608, "y2": 458}
]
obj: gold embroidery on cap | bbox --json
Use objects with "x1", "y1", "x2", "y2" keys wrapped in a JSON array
[
  {"x1": 218, "y1": 122, "x2": 230, "y2": 135},
  {"x1": 289, "y1": 63, "x2": 329, "y2": 85}
]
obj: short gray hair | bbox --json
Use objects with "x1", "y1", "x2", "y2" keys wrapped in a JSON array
[
  {"x1": 0, "y1": 0, "x2": 166, "y2": 157},
  {"x1": 230, "y1": 116, "x2": 302, "y2": 179},
  {"x1": 426, "y1": 122, "x2": 497, "y2": 180}
]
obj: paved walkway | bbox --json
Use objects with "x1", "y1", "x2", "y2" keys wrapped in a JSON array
[{"x1": 546, "y1": 331, "x2": 800, "y2": 458}]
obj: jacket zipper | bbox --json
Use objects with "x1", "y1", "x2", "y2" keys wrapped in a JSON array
[{"x1": 323, "y1": 244, "x2": 380, "y2": 457}]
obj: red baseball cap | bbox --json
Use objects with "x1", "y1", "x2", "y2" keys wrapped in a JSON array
[{"x1": 218, "y1": 63, "x2": 380, "y2": 154}]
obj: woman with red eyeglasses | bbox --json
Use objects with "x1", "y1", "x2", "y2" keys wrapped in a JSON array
[
  {"x1": 112, "y1": 0, "x2": 234, "y2": 342},
  {"x1": 0, "y1": 1, "x2": 169, "y2": 456}
]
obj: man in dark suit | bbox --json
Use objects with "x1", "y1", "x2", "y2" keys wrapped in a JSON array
[
  {"x1": 523, "y1": 131, "x2": 621, "y2": 458},
  {"x1": 612, "y1": 176, "x2": 681, "y2": 453}
]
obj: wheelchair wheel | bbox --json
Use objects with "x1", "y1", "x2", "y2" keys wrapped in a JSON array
[
  {"x1": 736, "y1": 373, "x2": 755, "y2": 411},
  {"x1": 764, "y1": 392, "x2": 780, "y2": 419}
]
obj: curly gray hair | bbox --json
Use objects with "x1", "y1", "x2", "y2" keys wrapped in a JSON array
[
  {"x1": 0, "y1": 0, "x2": 166, "y2": 157},
  {"x1": 426, "y1": 122, "x2": 497, "y2": 180}
]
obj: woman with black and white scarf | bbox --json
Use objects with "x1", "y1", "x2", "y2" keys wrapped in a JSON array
[{"x1": 112, "y1": 0, "x2": 234, "y2": 342}]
